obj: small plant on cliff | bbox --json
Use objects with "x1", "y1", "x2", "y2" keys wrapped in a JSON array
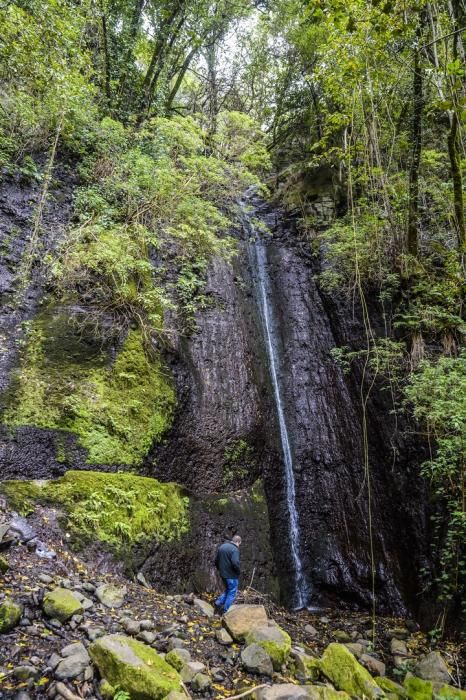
[{"x1": 223, "y1": 439, "x2": 256, "y2": 486}]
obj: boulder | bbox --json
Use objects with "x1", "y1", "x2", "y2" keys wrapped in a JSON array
[
  {"x1": 403, "y1": 676, "x2": 433, "y2": 700},
  {"x1": 245, "y1": 621, "x2": 291, "y2": 669},
  {"x1": 165, "y1": 648, "x2": 191, "y2": 672},
  {"x1": 89, "y1": 634, "x2": 181, "y2": 700},
  {"x1": 180, "y1": 661, "x2": 206, "y2": 683},
  {"x1": 61, "y1": 642, "x2": 88, "y2": 658},
  {"x1": 0, "y1": 598, "x2": 22, "y2": 632},
  {"x1": 95, "y1": 583, "x2": 126, "y2": 608},
  {"x1": 377, "y1": 677, "x2": 408, "y2": 699},
  {"x1": 360, "y1": 654, "x2": 386, "y2": 677},
  {"x1": 241, "y1": 643, "x2": 273, "y2": 676},
  {"x1": 224, "y1": 604, "x2": 268, "y2": 641},
  {"x1": 216, "y1": 628, "x2": 233, "y2": 645},
  {"x1": 292, "y1": 651, "x2": 320, "y2": 682},
  {"x1": 122, "y1": 619, "x2": 141, "y2": 636},
  {"x1": 333, "y1": 630, "x2": 352, "y2": 643},
  {"x1": 391, "y1": 639, "x2": 410, "y2": 657},
  {"x1": 344, "y1": 643, "x2": 364, "y2": 659},
  {"x1": 43, "y1": 589, "x2": 83, "y2": 622},
  {"x1": 387, "y1": 628, "x2": 410, "y2": 640},
  {"x1": 306, "y1": 689, "x2": 351, "y2": 700},
  {"x1": 193, "y1": 598, "x2": 214, "y2": 618},
  {"x1": 192, "y1": 672, "x2": 211, "y2": 691},
  {"x1": 256, "y1": 684, "x2": 310, "y2": 700},
  {"x1": 304, "y1": 625, "x2": 318, "y2": 637},
  {"x1": 320, "y1": 644, "x2": 384, "y2": 700},
  {"x1": 55, "y1": 654, "x2": 90, "y2": 681},
  {"x1": 436, "y1": 685, "x2": 466, "y2": 700},
  {"x1": 414, "y1": 652, "x2": 450, "y2": 684}
]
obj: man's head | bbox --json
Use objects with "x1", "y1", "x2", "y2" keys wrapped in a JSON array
[{"x1": 232, "y1": 535, "x2": 242, "y2": 547}]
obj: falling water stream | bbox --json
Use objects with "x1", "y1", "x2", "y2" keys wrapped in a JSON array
[{"x1": 245, "y1": 207, "x2": 309, "y2": 609}]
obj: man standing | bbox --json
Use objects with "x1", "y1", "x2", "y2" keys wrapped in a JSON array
[{"x1": 214, "y1": 535, "x2": 241, "y2": 614}]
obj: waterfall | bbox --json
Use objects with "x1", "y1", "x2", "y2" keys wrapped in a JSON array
[{"x1": 247, "y1": 219, "x2": 309, "y2": 609}]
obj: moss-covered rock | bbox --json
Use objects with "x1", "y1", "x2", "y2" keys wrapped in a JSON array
[
  {"x1": 377, "y1": 676, "x2": 408, "y2": 699},
  {"x1": 436, "y1": 685, "x2": 466, "y2": 700},
  {"x1": 0, "y1": 555, "x2": 9, "y2": 574},
  {"x1": 89, "y1": 634, "x2": 181, "y2": 700},
  {"x1": 403, "y1": 676, "x2": 433, "y2": 700},
  {"x1": 0, "y1": 597, "x2": 22, "y2": 632},
  {"x1": 320, "y1": 643, "x2": 384, "y2": 700},
  {"x1": 1, "y1": 470, "x2": 189, "y2": 558},
  {"x1": 245, "y1": 621, "x2": 291, "y2": 669},
  {"x1": 306, "y1": 688, "x2": 352, "y2": 700},
  {"x1": 43, "y1": 588, "x2": 84, "y2": 621},
  {"x1": 4, "y1": 317, "x2": 175, "y2": 466},
  {"x1": 293, "y1": 651, "x2": 321, "y2": 682},
  {"x1": 165, "y1": 648, "x2": 191, "y2": 672}
]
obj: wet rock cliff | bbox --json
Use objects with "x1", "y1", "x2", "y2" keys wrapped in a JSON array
[{"x1": 0, "y1": 171, "x2": 430, "y2": 616}]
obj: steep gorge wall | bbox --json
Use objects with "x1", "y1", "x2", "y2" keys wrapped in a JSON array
[{"x1": 0, "y1": 171, "x2": 430, "y2": 615}]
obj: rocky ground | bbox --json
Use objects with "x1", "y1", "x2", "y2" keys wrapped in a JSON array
[{"x1": 0, "y1": 501, "x2": 464, "y2": 700}]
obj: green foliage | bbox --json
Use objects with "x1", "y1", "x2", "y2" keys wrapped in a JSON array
[
  {"x1": 405, "y1": 352, "x2": 466, "y2": 608},
  {"x1": 0, "y1": 0, "x2": 96, "y2": 167},
  {"x1": 4, "y1": 321, "x2": 175, "y2": 466},
  {"x1": 223, "y1": 439, "x2": 256, "y2": 485},
  {"x1": 52, "y1": 114, "x2": 264, "y2": 339},
  {"x1": 1, "y1": 471, "x2": 189, "y2": 557}
]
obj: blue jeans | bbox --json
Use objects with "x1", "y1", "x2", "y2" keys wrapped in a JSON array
[{"x1": 215, "y1": 578, "x2": 238, "y2": 612}]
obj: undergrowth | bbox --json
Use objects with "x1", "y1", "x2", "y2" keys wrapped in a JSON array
[{"x1": 1, "y1": 471, "x2": 189, "y2": 558}]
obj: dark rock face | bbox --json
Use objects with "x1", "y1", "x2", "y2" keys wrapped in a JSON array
[
  {"x1": 150, "y1": 197, "x2": 429, "y2": 615},
  {"x1": 0, "y1": 170, "x2": 429, "y2": 615},
  {"x1": 139, "y1": 482, "x2": 278, "y2": 597}
]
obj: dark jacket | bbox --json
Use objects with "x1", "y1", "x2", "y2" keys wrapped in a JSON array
[{"x1": 215, "y1": 540, "x2": 240, "y2": 579}]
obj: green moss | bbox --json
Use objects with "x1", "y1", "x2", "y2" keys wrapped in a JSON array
[
  {"x1": 0, "y1": 598, "x2": 22, "y2": 633},
  {"x1": 89, "y1": 634, "x2": 181, "y2": 700},
  {"x1": 43, "y1": 588, "x2": 84, "y2": 621},
  {"x1": 320, "y1": 643, "x2": 384, "y2": 700},
  {"x1": 403, "y1": 676, "x2": 433, "y2": 700},
  {"x1": 165, "y1": 649, "x2": 187, "y2": 672},
  {"x1": 4, "y1": 318, "x2": 175, "y2": 466},
  {"x1": 0, "y1": 555, "x2": 9, "y2": 574},
  {"x1": 0, "y1": 480, "x2": 42, "y2": 515},
  {"x1": 377, "y1": 677, "x2": 408, "y2": 699},
  {"x1": 1, "y1": 470, "x2": 189, "y2": 557},
  {"x1": 244, "y1": 623, "x2": 291, "y2": 670},
  {"x1": 436, "y1": 684, "x2": 466, "y2": 700}
]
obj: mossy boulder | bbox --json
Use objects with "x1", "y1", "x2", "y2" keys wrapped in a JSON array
[
  {"x1": 293, "y1": 651, "x2": 321, "y2": 682},
  {"x1": 0, "y1": 597, "x2": 22, "y2": 632},
  {"x1": 224, "y1": 604, "x2": 268, "y2": 641},
  {"x1": 307, "y1": 689, "x2": 352, "y2": 700},
  {"x1": 377, "y1": 677, "x2": 408, "y2": 699},
  {"x1": 437, "y1": 685, "x2": 466, "y2": 700},
  {"x1": 320, "y1": 643, "x2": 385, "y2": 700},
  {"x1": 403, "y1": 676, "x2": 433, "y2": 700},
  {"x1": 43, "y1": 588, "x2": 84, "y2": 622},
  {"x1": 89, "y1": 634, "x2": 181, "y2": 700},
  {"x1": 245, "y1": 621, "x2": 291, "y2": 669}
]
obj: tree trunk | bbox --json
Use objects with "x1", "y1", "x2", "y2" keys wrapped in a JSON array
[
  {"x1": 165, "y1": 45, "x2": 199, "y2": 114},
  {"x1": 447, "y1": 0, "x2": 466, "y2": 256},
  {"x1": 407, "y1": 47, "x2": 423, "y2": 258}
]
